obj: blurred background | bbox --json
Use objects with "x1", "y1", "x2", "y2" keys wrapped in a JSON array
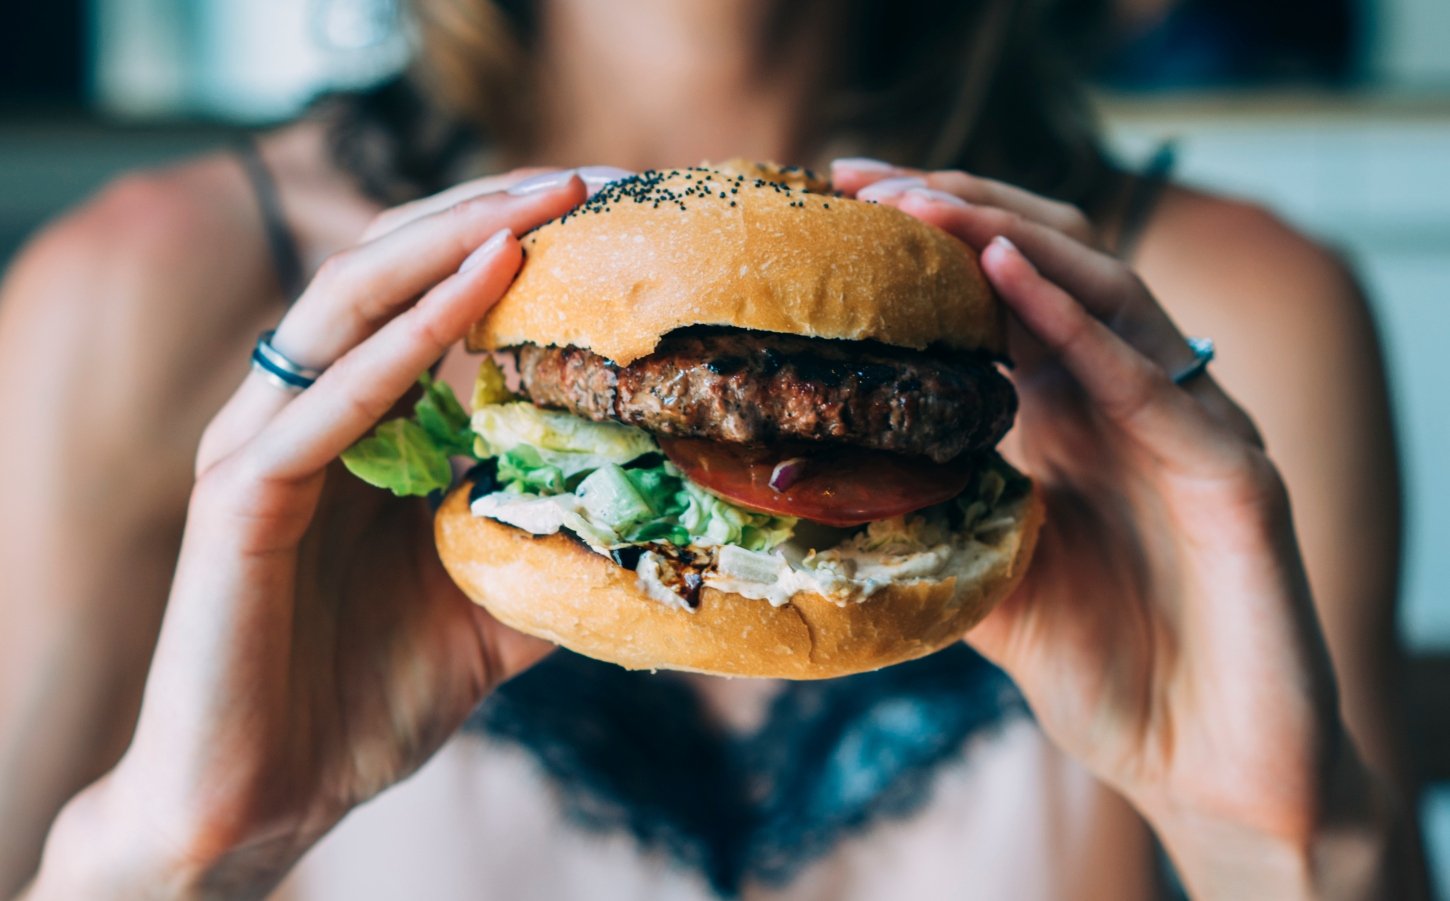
[{"x1": 1, "y1": 0, "x2": 1446, "y2": 892}]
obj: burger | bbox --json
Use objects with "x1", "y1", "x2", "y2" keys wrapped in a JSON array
[{"x1": 345, "y1": 160, "x2": 1041, "y2": 679}]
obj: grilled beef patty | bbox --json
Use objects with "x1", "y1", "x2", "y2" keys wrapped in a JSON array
[{"x1": 501, "y1": 329, "x2": 1016, "y2": 463}]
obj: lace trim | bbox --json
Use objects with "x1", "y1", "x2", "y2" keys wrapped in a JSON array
[{"x1": 467, "y1": 645, "x2": 1026, "y2": 896}]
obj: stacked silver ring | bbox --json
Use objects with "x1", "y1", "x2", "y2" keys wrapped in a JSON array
[{"x1": 251, "y1": 330, "x2": 324, "y2": 393}]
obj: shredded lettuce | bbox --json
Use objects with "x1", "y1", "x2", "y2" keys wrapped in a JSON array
[
  {"x1": 482, "y1": 417, "x2": 795, "y2": 552},
  {"x1": 578, "y1": 464, "x2": 655, "y2": 528},
  {"x1": 843, "y1": 460, "x2": 1021, "y2": 555},
  {"x1": 342, "y1": 359, "x2": 796, "y2": 553},
  {"x1": 473, "y1": 402, "x2": 656, "y2": 480}
]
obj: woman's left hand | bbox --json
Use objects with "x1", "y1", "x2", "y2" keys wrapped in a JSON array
[{"x1": 834, "y1": 160, "x2": 1407, "y2": 898}]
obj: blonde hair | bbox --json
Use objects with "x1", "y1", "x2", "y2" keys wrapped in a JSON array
[
  {"x1": 332, "y1": 0, "x2": 1114, "y2": 210},
  {"x1": 409, "y1": 0, "x2": 530, "y2": 148}
]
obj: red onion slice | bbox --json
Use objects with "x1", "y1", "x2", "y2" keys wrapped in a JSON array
[{"x1": 768, "y1": 457, "x2": 809, "y2": 493}]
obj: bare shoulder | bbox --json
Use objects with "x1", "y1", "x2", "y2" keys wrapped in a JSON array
[
  {"x1": 0, "y1": 150, "x2": 296, "y2": 524},
  {"x1": 1135, "y1": 184, "x2": 1401, "y2": 644},
  {"x1": 1136, "y1": 185, "x2": 1409, "y2": 791},
  {"x1": 1135, "y1": 184, "x2": 1364, "y2": 330},
  {"x1": 0, "y1": 145, "x2": 323, "y2": 441},
  {"x1": 0, "y1": 153, "x2": 302, "y2": 872},
  {"x1": 1132, "y1": 184, "x2": 1381, "y2": 411},
  {"x1": 6, "y1": 153, "x2": 273, "y2": 321},
  {"x1": 2, "y1": 121, "x2": 378, "y2": 358},
  {"x1": 3, "y1": 151, "x2": 278, "y2": 332},
  {"x1": 0, "y1": 120, "x2": 380, "y2": 493}
]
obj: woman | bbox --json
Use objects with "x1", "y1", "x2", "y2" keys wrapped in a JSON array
[{"x1": 0, "y1": 0, "x2": 1418, "y2": 897}]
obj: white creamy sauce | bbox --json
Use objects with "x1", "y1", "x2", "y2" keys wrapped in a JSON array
[
  {"x1": 470, "y1": 492, "x2": 616, "y2": 555},
  {"x1": 472, "y1": 492, "x2": 579, "y2": 535},
  {"x1": 706, "y1": 541, "x2": 999, "y2": 608},
  {"x1": 471, "y1": 489, "x2": 1007, "y2": 611}
]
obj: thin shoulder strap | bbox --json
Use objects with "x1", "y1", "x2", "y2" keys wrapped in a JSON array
[
  {"x1": 1115, "y1": 141, "x2": 1178, "y2": 263},
  {"x1": 235, "y1": 136, "x2": 307, "y2": 301}
]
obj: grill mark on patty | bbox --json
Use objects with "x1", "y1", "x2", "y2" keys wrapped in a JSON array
[{"x1": 504, "y1": 329, "x2": 1016, "y2": 463}]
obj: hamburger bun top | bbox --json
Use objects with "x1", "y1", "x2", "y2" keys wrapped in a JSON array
[{"x1": 468, "y1": 160, "x2": 1004, "y2": 366}]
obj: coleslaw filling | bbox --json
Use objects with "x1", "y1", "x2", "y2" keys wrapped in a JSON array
[{"x1": 340, "y1": 359, "x2": 1022, "y2": 612}]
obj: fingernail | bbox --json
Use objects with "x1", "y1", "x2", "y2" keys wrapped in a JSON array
[
  {"x1": 577, "y1": 166, "x2": 635, "y2": 197},
  {"x1": 905, "y1": 187, "x2": 971, "y2": 208},
  {"x1": 856, "y1": 176, "x2": 926, "y2": 200},
  {"x1": 989, "y1": 235, "x2": 1035, "y2": 271},
  {"x1": 460, "y1": 228, "x2": 513, "y2": 273},
  {"x1": 832, "y1": 157, "x2": 898, "y2": 172},
  {"x1": 506, "y1": 170, "x2": 576, "y2": 195}
]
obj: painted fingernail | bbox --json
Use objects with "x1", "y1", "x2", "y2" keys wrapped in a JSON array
[
  {"x1": 506, "y1": 170, "x2": 575, "y2": 195},
  {"x1": 460, "y1": 228, "x2": 513, "y2": 273},
  {"x1": 831, "y1": 157, "x2": 898, "y2": 172},
  {"x1": 577, "y1": 166, "x2": 635, "y2": 196},
  {"x1": 905, "y1": 187, "x2": 971, "y2": 208},
  {"x1": 856, "y1": 176, "x2": 926, "y2": 201}
]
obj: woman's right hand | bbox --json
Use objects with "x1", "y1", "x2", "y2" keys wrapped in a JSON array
[{"x1": 26, "y1": 169, "x2": 602, "y2": 900}]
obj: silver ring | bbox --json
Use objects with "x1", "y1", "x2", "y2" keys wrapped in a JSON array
[
  {"x1": 1171, "y1": 336, "x2": 1216, "y2": 386},
  {"x1": 250, "y1": 330, "x2": 324, "y2": 393}
]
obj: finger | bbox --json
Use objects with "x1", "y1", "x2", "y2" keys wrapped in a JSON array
[
  {"x1": 361, "y1": 165, "x2": 635, "y2": 241},
  {"x1": 832, "y1": 158, "x2": 1096, "y2": 245},
  {"x1": 198, "y1": 175, "x2": 588, "y2": 473},
  {"x1": 247, "y1": 229, "x2": 522, "y2": 482},
  {"x1": 889, "y1": 188, "x2": 1120, "y2": 314},
  {"x1": 829, "y1": 157, "x2": 913, "y2": 196},
  {"x1": 885, "y1": 188, "x2": 1202, "y2": 376},
  {"x1": 360, "y1": 169, "x2": 559, "y2": 241},
  {"x1": 898, "y1": 186, "x2": 1259, "y2": 448},
  {"x1": 981, "y1": 236, "x2": 1243, "y2": 473},
  {"x1": 198, "y1": 375, "x2": 300, "y2": 476},
  {"x1": 274, "y1": 174, "x2": 587, "y2": 371}
]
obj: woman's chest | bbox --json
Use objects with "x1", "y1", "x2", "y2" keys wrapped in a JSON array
[{"x1": 281, "y1": 708, "x2": 1155, "y2": 900}]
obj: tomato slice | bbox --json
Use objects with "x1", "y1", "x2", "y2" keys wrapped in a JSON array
[{"x1": 659, "y1": 439, "x2": 972, "y2": 527}]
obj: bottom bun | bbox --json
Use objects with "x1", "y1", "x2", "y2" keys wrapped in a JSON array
[{"x1": 434, "y1": 481, "x2": 1042, "y2": 679}]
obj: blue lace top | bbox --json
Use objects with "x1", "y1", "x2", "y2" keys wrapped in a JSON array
[{"x1": 466, "y1": 644, "x2": 1027, "y2": 897}]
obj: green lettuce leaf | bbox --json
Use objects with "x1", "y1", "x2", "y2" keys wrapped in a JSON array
[
  {"x1": 341, "y1": 376, "x2": 478, "y2": 497},
  {"x1": 341, "y1": 418, "x2": 454, "y2": 497},
  {"x1": 482, "y1": 450, "x2": 795, "y2": 552},
  {"x1": 577, "y1": 464, "x2": 656, "y2": 528},
  {"x1": 414, "y1": 373, "x2": 474, "y2": 458},
  {"x1": 472, "y1": 401, "x2": 657, "y2": 479},
  {"x1": 497, "y1": 446, "x2": 567, "y2": 494},
  {"x1": 456, "y1": 360, "x2": 796, "y2": 552}
]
